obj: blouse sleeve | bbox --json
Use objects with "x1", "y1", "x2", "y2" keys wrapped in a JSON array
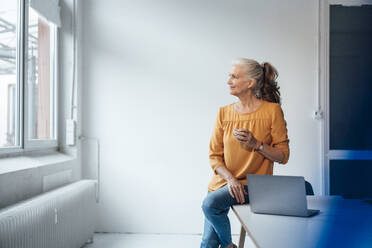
[
  {"x1": 209, "y1": 107, "x2": 225, "y2": 175},
  {"x1": 271, "y1": 103, "x2": 290, "y2": 165}
]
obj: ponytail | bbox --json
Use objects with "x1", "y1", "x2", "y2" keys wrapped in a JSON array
[{"x1": 260, "y1": 62, "x2": 281, "y2": 104}]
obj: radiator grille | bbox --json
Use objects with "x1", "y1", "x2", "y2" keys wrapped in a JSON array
[{"x1": 0, "y1": 180, "x2": 97, "y2": 248}]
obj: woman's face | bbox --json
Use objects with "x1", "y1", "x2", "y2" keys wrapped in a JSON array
[{"x1": 227, "y1": 65, "x2": 255, "y2": 96}]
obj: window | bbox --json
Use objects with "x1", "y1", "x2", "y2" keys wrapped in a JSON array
[
  {"x1": 26, "y1": 7, "x2": 57, "y2": 142},
  {"x1": 0, "y1": 0, "x2": 19, "y2": 149},
  {"x1": 0, "y1": 0, "x2": 59, "y2": 154}
]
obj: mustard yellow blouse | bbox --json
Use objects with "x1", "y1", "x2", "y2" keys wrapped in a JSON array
[{"x1": 207, "y1": 100, "x2": 290, "y2": 192}]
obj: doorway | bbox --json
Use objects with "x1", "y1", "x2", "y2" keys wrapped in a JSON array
[{"x1": 320, "y1": 0, "x2": 372, "y2": 197}]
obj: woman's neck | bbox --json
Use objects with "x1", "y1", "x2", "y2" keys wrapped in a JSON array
[{"x1": 237, "y1": 93, "x2": 262, "y2": 109}]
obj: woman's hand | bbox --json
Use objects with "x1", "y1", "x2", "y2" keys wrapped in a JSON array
[
  {"x1": 226, "y1": 177, "x2": 248, "y2": 204},
  {"x1": 233, "y1": 129, "x2": 260, "y2": 151}
]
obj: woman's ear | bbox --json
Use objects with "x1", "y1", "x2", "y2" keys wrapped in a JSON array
[{"x1": 247, "y1": 78, "x2": 256, "y2": 89}]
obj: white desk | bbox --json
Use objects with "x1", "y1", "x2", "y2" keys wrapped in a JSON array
[{"x1": 231, "y1": 196, "x2": 372, "y2": 248}]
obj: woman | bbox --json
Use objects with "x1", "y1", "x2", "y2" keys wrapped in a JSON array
[{"x1": 200, "y1": 58, "x2": 290, "y2": 248}]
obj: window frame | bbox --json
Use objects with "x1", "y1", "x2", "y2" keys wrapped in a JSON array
[{"x1": 0, "y1": 0, "x2": 59, "y2": 156}]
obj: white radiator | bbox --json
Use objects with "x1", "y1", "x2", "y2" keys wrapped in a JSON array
[{"x1": 0, "y1": 180, "x2": 97, "y2": 248}]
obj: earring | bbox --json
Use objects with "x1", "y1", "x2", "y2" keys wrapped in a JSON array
[{"x1": 254, "y1": 90, "x2": 262, "y2": 98}]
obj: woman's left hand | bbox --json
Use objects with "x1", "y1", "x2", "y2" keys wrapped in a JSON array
[{"x1": 233, "y1": 129, "x2": 260, "y2": 151}]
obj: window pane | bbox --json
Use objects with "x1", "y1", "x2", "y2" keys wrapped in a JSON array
[
  {"x1": 329, "y1": 5, "x2": 372, "y2": 150},
  {"x1": 27, "y1": 6, "x2": 55, "y2": 140},
  {"x1": 330, "y1": 160, "x2": 372, "y2": 198},
  {"x1": 0, "y1": 0, "x2": 19, "y2": 148}
]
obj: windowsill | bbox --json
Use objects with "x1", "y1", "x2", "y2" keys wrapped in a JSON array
[{"x1": 0, "y1": 150, "x2": 76, "y2": 175}]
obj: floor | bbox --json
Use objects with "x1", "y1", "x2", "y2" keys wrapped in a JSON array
[{"x1": 83, "y1": 233, "x2": 255, "y2": 248}]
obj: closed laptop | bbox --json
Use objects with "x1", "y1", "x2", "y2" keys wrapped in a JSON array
[{"x1": 246, "y1": 174, "x2": 319, "y2": 217}]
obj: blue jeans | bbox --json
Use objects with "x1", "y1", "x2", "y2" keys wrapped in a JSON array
[{"x1": 200, "y1": 184, "x2": 249, "y2": 248}]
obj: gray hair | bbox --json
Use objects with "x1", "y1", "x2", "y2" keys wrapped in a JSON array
[{"x1": 232, "y1": 57, "x2": 265, "y2": 99}]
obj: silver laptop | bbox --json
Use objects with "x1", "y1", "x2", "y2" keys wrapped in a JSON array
[{"x1": 246, "y1": 174, "x2": 320, "y2": 217}]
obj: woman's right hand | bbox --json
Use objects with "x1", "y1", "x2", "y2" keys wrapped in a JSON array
[{"x1": 226, "y1": 177, "x2": 248, "y2": 204}]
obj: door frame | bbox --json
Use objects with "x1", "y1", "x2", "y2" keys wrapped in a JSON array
[{"x1": 319, "y1": 0, "x2": 372, "y2": 195}]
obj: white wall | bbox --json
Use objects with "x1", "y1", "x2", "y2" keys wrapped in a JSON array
[{"x1": 80, "y1": 0, "x2": 320, "y2": 234}]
